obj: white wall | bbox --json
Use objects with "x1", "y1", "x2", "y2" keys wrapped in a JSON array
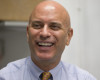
[{"x1": 84, "y1": 0, "x2": 100, "y2": 79}]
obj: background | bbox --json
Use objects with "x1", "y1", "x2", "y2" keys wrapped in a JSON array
[{"x1": 0, "y1": 0, "x2": 100, "y2": 79}]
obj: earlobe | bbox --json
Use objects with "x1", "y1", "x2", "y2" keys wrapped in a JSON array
[{"x1": 66, "y1": 28, "x2": 73, "y2": 46}]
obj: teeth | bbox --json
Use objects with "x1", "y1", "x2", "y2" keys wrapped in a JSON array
[{"x1": 38, "y1": 42, "x2": 53, "y2": 46}]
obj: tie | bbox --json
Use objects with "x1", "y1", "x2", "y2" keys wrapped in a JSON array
[{"x1": 40, "y1": 72, "x2": 52, "y2": 80}]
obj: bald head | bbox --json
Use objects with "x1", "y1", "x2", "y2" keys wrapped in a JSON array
[{"x1": 29, "y1": 0, "x2": 71, "y2": 28}]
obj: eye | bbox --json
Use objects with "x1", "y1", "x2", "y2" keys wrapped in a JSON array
[
  {"x1": 50, "y1": 23, "x2": 61, "y2": 30},
  {"x1": 32, "y1": 23, "x2": 41, "y2": 29},
  {"x1": 31, "y1": 21, "x2": 43, "y2": 29}
]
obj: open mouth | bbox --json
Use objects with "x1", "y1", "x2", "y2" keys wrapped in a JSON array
[{"x1": 36, "y1": 42, "x2": 54, "y2": 47}]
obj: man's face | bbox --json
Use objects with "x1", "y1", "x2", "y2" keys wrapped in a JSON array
[{"x1": 27, "y1": 5, "x2": 72, "y2": 62}]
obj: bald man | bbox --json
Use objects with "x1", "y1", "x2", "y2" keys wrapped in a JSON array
[{"x1": 0, "y1": 0, "x2": 96, "y2": 80}]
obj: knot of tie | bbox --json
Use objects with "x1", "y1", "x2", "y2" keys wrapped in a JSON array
[{"x1": 40, "y1": 72, "x2": 52, "y2": 80}]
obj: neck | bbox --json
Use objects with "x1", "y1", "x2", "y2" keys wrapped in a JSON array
[{"x1": 31, "y1": 56, "x2": 60, "y2": 71}]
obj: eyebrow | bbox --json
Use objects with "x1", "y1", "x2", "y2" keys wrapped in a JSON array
[
  {"x1": 49, "y1": 22, "x2": 62, "y2": 26},
  {"x1": 31, "y1": 21, "x2": 42, "y2": 24}
]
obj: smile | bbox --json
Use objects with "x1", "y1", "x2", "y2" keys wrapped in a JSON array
[{"x1": 37, "y1": 42, "x2": 54, "y2": 47}]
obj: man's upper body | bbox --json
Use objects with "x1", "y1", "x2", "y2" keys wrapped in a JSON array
[
  {"x1": 0, "y1": 56, "x2": 96, "y2": 80},
  {"x1": 0, "y1": 0, "x2": 97, "y2": 80}
]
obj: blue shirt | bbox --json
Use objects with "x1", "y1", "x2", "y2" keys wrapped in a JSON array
[{"x1": 0, "y1": 56, "x2": 96, "y2": 80}]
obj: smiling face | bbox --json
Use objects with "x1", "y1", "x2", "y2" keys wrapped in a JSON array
[{"x1": 27, "y1": 1, "x2": 73, "y2": 64}]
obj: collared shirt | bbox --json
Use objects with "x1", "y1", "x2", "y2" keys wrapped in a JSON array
[{"x1": 0, "y1": 56, "x2": 96, "y2": 80}]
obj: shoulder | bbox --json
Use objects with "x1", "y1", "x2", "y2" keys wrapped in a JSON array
[
  {"x1": 0, "y1": 57, "x2": 29, "y2": 75},
  {"x1": 61, "y1": 61, "x2": 96, "y2": 80}
]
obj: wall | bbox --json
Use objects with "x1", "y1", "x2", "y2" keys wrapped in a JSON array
[
  {"x1": 84, "y1": 0, "x2": 100, "y2": 79},
  {"x1": 0, "y1": 27, "x2": 30, "y2": 68}
]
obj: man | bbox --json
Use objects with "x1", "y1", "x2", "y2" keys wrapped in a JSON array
[{"x1": 0, "y1": 0, "x2": 96, "y2": 80}]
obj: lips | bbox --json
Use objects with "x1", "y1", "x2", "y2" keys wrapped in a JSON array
[{"x1": 37, "y1": 42, "x2": 54, "y2": 47}]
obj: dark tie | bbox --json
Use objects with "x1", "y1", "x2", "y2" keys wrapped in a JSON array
[{"x1": 40, "y1": 72, "x2": 53, "y2": 80}]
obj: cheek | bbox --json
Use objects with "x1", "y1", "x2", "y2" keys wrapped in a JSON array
[
  {"x1": 29, "y1": 28, "x2": 39, "y2": 39},
  {"x1": 56, "y1": 31, "x2": 67, "y2": 44},
  {"x1": 59, "y1": 36, "x2": 67, "y2": 47},
  {"x1": 28, "y1": 29, "x2": 37, "y2": 47},
  {"x1": 54, "y1": 33, "x2": 67, "y2": 57}
]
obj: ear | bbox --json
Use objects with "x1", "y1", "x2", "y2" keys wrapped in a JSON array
[
  {"x1": 66, "y1": 28, "x2": 73, "y2": 46},
  {"x1": 27, "y1": 26, "x2": 29, "y2": 42}
]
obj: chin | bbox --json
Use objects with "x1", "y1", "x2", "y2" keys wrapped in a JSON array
[
  {"x1": 37, "y1": 55, "x2": 54, "y2": 61},
  {"x1": 34, "y1": 50, "x2": 56, "y2": 61}
]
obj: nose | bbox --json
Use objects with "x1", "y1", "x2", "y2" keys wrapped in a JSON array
[{"x1": 39, "y1": 25, "x2": 51, "y2": 40}]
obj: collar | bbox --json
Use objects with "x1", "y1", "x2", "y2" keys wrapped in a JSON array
[
  {"x1": 26, "y1": 56, "x2": 62, "y2": 79},
  {"x1": 49, "y1": 61, "x2": 62, "y2": 80},
  {"x1": 27, "y1": 56, "x2": 43, "y2": 79}
]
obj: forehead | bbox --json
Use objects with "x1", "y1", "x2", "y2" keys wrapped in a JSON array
[
  {"x1": 29, "y1": 1, "x2": 70, "y2": 27},
  {"x1": 31, "y1": 6, "x2": 65, "y2": 24},
  {"x1": 32, "y1": 1, "x2": 68, "y2": 19}
]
